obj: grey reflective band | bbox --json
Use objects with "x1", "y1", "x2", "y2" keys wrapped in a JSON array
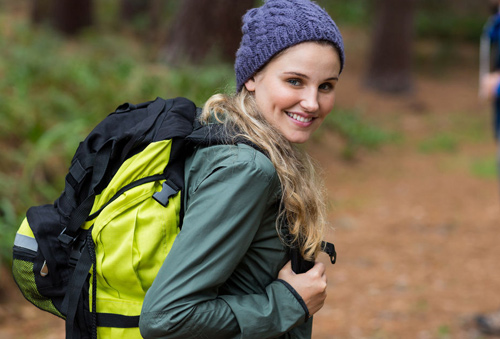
[{"x1": 14, "y1": 233, "x2": 38, "y2": 252}]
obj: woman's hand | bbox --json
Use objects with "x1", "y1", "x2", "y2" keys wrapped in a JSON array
[{"x1": 278, "y1": 261, "x2": 327, "y2": 316}]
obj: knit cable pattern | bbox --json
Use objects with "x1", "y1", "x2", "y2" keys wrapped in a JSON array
[{"x1": 235, "y1": 0, "x2": 345, "y2": 91}]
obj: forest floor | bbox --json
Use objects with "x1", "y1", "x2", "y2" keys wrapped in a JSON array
[{"x1": 1, "y1": 30, "x2": 500, "y2": 338}]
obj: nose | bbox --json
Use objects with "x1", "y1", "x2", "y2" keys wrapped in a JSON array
[{"x1": 300, "y1": 88, "x2": 319, "y2": 113}]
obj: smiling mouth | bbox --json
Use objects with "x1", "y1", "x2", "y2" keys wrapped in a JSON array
[{"x1": 286, "y1": 112, "x2": 313, "y2": 123}]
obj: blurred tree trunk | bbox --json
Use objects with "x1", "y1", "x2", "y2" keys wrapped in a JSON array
[
  {"x1": 31, "y1": 0, "x2": 53, "y2": 25},
  {"x1": 163, "y1": 0, "x2": 254, "y2": 64},
  {"x1": 364, "y1": 0, "x2": 416, "y2": 94},
  {"x1": 120, "y1": 0, "x2": 164, "y2": 43},
  {"x1": 32, "y1": 0, "x2": 93, "y2": 36},
  {"x1": 120, "y1": 0, "x2": 150, "y2": 20},
  {"x1": 52, "y1": 0, "x2": 93, "y2": 35}
]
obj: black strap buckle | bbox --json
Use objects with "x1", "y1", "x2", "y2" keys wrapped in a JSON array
[
  {"x1": 68, "y1": 231, "x2": 88, "y2": 267},
  {"x1": 321, "y1": 241, "x2": 337, "y2": 265},
  {"x1": 153, "y1": 181, "x2": 179, "y2": 207},
  {"x1": 58, "y1": 228, "x2": 78, "y2": 247}
]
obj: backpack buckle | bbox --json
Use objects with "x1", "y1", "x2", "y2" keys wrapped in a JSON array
[
  {"x1": 58, "y1": 228, "x2": 77, "y2": 247},
  {"x1": 153, "y1": 181, "x2": 179, "y2": 207},
  {"x1": 68, "y1": 233, "x2": 88, "y2": 267}
]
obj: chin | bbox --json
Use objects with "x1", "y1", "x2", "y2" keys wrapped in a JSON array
[{"x1": 286, "y1": 135, "x2": 310, "y2": 144}]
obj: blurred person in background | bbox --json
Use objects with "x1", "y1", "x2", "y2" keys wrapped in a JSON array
[{"x1": 476, "y1": 0, "x2": 500, "y2": 336}]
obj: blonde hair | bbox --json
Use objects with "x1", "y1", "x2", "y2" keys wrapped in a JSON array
[{"x1": 201, "y1": 88, "x2": 327, "y2": 261}]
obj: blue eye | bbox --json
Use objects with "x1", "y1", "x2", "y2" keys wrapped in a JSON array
[
  {"x1": 287, "y1": 79, "x2": 301, "y2": 86},
  {"x1": 319, "y1": 83, "x2": 334, "y2": 91}
]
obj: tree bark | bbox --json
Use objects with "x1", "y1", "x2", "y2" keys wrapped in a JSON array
[
  {"x1": 120, "y1": 0, "x2": 150, "y2": 20},
  {"x1": 52, "y1": 0, "x2": 93, "y2": 36},
  {"x1": 364, "y1": 0, "x2": 416, "y2": 94},
  {"x1": 31, "y1": 0, "x2": 53, "y2": 25},
  {"x1": 32, "y1": 0, "x2": 93, "y2": 36},
  {"x1": 163, "y1": 0, "x2": 255, "y2": 64}
]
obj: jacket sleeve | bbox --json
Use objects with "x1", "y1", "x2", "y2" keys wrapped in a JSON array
[{"x1": 139, "y1": 147, "x2": 307, "y2": 339}]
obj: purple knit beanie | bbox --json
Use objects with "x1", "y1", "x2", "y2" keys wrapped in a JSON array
[{"x1": 235, "y1": 0, "x2": 345, "y2": 92}]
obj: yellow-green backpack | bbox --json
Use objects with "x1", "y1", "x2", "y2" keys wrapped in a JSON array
[{"x1": 12, "y1": 97, "x2": 216, "y2": 338}]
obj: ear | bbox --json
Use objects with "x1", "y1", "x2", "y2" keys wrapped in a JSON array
[{"x1": 244, "y1": 77, "x2": 256, "y2": 92}]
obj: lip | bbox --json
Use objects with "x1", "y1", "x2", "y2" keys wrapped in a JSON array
[{"x1": 285, "y1": 111, "x2": 315, "y2": 125}]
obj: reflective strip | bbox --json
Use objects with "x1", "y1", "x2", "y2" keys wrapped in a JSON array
[{"x1": 14, "y1": 233, "x2": 38, "y2": 252}]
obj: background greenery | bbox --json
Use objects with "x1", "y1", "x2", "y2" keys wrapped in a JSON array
[{"x1": 0, "y1": 0, "x2": 491, "y2": 264}]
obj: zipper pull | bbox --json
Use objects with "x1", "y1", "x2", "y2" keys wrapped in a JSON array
[{"x1": 40, "y1": 260, "x2": 49, "y2": 277}]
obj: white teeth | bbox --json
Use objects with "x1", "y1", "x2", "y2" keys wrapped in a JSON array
[{"x1": 286, "y1": 112, "x2": 312, "y2": 123}]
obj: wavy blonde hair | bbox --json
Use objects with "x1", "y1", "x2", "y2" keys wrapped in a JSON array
[{"x1": 201, "y1": 88, "x2": 327, "y2": 261}]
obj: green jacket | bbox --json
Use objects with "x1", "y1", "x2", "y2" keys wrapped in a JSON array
[{"x1": 139, "y1": 143, "x2": 313, "y2": 338}]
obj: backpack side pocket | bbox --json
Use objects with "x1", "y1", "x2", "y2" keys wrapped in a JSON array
[{"x1": 12, "y1": 218, "x2": 65, "y2": 318}]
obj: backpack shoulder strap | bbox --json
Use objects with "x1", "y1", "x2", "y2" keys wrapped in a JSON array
[{"x1": 186, "y1": 109, "x2": 267, "y2": 155}]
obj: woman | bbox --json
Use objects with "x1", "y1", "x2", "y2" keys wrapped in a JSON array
[{"x1": 139, "y1": 0, "x2": 344, "y2": 337}]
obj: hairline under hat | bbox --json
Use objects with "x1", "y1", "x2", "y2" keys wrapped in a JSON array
[{"x1": 246, "y1": 39, "x2": 341, "y2": 84}]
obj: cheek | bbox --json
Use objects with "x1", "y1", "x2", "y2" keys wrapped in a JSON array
[
  {"x1": 271, "y1": 90, "x2": 298, "y2": 110},
  {"x1": 253, "y1": 89, "x2": 268, "y2": 110},
  {"x1": 321, "y1": 94, "x2": 336, "y2": 116},
  {"x1": 256, "y1": 85, "x2": 297, "y2": 116}
]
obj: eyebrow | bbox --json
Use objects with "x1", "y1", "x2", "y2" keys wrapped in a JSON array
[{"x1": 284, "y1": 71, "x2": 338, "y2": 81}]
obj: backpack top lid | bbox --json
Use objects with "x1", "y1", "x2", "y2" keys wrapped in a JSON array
[{"x1": 55, "y1": 97, "x2": 197, "y2": 245}]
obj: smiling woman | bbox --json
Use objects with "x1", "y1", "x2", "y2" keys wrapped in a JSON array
[
  {"x1": 244, "y1": 41, "x2": 341, "y2": 143},
  {"x1": 139, "y1": 0, "x2": 345, "y2": 338}
]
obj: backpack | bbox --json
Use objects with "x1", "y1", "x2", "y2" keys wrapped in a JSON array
[
  {"x1": 11, "y1": 96, "x2": 337, "y2": 339},
  {"x1": 12, "y1": 97, "x2": 205, "y2": 338}
]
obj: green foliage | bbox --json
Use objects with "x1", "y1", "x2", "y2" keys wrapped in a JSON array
[
  {"x1": 418, "y1": 134, "x2": 459, "y2": 154},
  {"x1": 450, "y1": 114, "x2": 490, "y2": 144},
  {"x1": 437, "y1": 325, "x2": 451, "y2": 339},
  {"x1": 417, "y1": 113, "x2": 489, "y2": 155},
  {"x1": 321, "y1": 109, "x2": 399, "y2": 159},
  {"x1": 0, "y1": 15, "x2": 234, "y2": 264},
  {"x1": 319, "y1": 0, "x2": 487, "y2": 43},
  {"x1": 319, "y1": 0, "x2": 486, "y2": 42},
  {"x1": 163, "y1": 64, "x2": 235, "y2": 105},
  {"x1": 0, "y1": 199, "x2": 19, "y2": 265},
  {"x1": 470, "y1": 157, "x2": 497, "y2": 179},
  {"x1": 317, "y1": 0, "x2": 370, "y2": 27},
  {"x1": 416, "y1": 12, "x2": 485, "y2": 43},
  {"x1": 415, "y1": 0, "x2": 487, "y2": 42}
]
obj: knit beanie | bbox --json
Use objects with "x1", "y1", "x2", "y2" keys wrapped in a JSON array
[{"x1": 235, "y1": 0, "x2": 345, "y2": 92}]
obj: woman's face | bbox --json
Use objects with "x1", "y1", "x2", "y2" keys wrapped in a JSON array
[{"x1": 244, "y1": 41, "x2": 341, "y2": 144}]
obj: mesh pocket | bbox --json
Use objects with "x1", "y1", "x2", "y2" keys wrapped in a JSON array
[{"x1": 12, "y1": 258, "x2": 65, "y2": 318}]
